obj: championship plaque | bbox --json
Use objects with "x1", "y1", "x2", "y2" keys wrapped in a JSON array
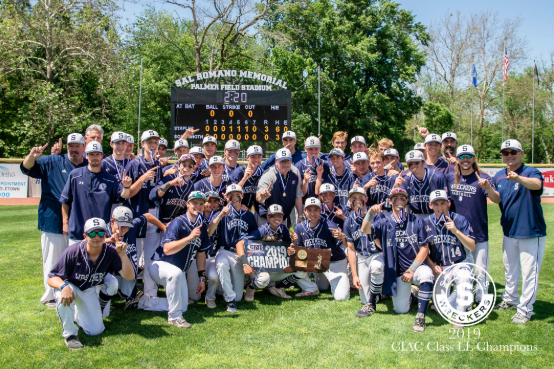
[
  {"x1": 244, "y1": 240, "x2": 290, "y2": 273},
  {"x1": 284, "y1": 246, "x2": 331, "y2": 273}
]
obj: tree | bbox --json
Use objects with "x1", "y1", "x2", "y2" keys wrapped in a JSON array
[{"x1": 421, "y1": 101, "x2": 454, "y2": 134}]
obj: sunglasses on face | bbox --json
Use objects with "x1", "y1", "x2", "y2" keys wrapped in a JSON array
[
  {"x1": 87, "y1": 231, "x2": 106, "y2": 238},
  {"x1": 501, "y1": 150, "x2": 519, "y2": 156},
  {"x1": 458, "y1": 154, "x2": 474, "y2": 160}
]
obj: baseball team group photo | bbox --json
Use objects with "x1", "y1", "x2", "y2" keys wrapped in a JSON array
[{"x1": 1, "y1": 0, "x2": 553, "y2": 367}]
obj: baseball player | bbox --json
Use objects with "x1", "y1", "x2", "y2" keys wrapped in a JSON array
[
  {"x1": 489, "y1": 140, "x2": 547, "y2": 324},
  {"x1": 260, "y1": 131, "x2": 307, "y2": 170},
  {"x1": 20, "y1": 133, "x2": 88, "y2": 307},
  {"x1": 202, "y1": 135, "x2": 218, "y2": 162},
  {"x1": 294, "y1": 197, "x2": 351, "y2": 301},
  {"x1": 345, "y1": 136, "x2": 370, "y2": 167},
  {"x1": 139, "y1": 191, "x2": 210, "y2": 328},
  {"x1": 125, "y1": 134, "x2": 135, "y2": 160},
  {"x1": 60, "y1": 142, "x2": 132, "y2": 244},
  {"x1": 362, "y1": 150, "x2": 398, "y2": 212},
  {"x1": 162, "y1": 139, "x2": 190, "y2": 176},
  {"x1": 351, "y1": 152, "x2": 372, "y2": 182},
  {"x1": 237, "y1": 204, "x2": 319, "y2": 300},
  {"x1": 446, "y1": 144, "x2": 494, "y2": 304},
  {"x1": 48, "y1": 217, "x2": 134, "y2": 349},
  {"x1": 193, "y1": 156, "x2": 230, "y2": 206},
  {"x1": 230, "y1": 145, "x2": 264, "y2": 211},
  {"x1": 203, "y1": 191, "x2": 223, "y2": 308},
  {"x1": 157, "y1": 138, "x2": 170, "y2": 166},
  {"x1": 101, "y1": 131, "x2": 129, "y2": 210},
  {"x1": 189, "y1": 146, "x2": 210, "y2": 177},
  {"x1": 319, "y1": 131, "x2": 352, "y2": 163},
  {"x1": 382, "y1": 148, "x2": 404, "y2": 174},
  {"x1": 414, "y1": 143, "x2": 426, "y2": 158},
  {"x1": 296, "y1": 136, "x2": 330, "y2": 202},
  {"x1": 318, "y1": 183, "x2": 347, "y2": 230},
  {"x1": 361, "y1": 188, "x2": 434, "y2": 332},
  {"x1": 423, "y1": 134, "x2": 454, "y2": 175},
  {"x1": 223, "y1": 139, "x2": 242, "y2": 182},
  {"x1": 441, "y1": 132, "x2": 459, "y2": 165},
  {"x1": 395, "y1": 150, "x2": 448, "y2": 220},
  {"x1": 319, "y1": 148, "x2": 356, "y2": 209}
]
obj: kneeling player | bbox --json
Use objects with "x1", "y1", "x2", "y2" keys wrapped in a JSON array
[
  {"x1": 48, "y1": 218, "x2": 135, "y2": 349},
  {"x1": 361, "y1": 188, "x2": 434, "y2": 332},
  {"x1": 295, "y1": 198, "x2": 352, "y2": 301}
]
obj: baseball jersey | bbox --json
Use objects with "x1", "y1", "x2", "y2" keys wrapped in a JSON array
[
  {"x1": 223, "y1": 162, "x2": 241, "y2": 182},
  {"x1": 49, "y1": 241, "x2": 123, "y2": 291},
  {"x1": 106, "y1": 216, "x2": 147, "y2": 277},
  {"x1": 320, "y1": 201, "x2": 347, "y2": 230},
  {"x1": 214, "y1": 206, "x2": 258, "y2": 251},
  {"x1": 229, "y1": 165, "x2": 264, "y2": 210},
  {"x1": 425, "y1": 156, "x2": 454, "y2": 175},
  {"x1": 295, "y1": 157, "x2": 331, "y2": 202},
  {"x1": 323, "y1": 166, "x2": 356, "y2": 209},
  {"x1": 154, "y1": 213, "x2": 210, "y2": 272},
  {"x1": 361, "y1": 171, "x2": 397, "y2": 210},
  {"x1": 193, "y1": 177, "x2": 230, "y2": 207},
  {"x1": 242, "y1": 223, "x2": 292, "y2": 243},
  {"x1": 446, "y1": 171, "x2": 491, "y2": 242},
  {"x1": 101, "y1": 155, "x2": 129, "y2": 183},
  {"x1": 20, "y1": 154, "x2": 88, "y2": 234},
  {"x1": 260, "y1": 147, "x2": 307, "y2": 170},
  {"x1": 401, "y1": 169, "x2": 448, "y2": 215},
  {"x1": 294, "y1": 218, "x2": 346, "y2": 261},
  {"x1": 425, "y1": 212, "x2": 472, "y2": 267},
  {"x1": 202, "y1": 209, "x2": 220, "y2": 257},
  {"x1": 344, "y1": 211, "x2": 385, "y2": 256},
  {"x1": 257, "y1": 166, "x2": 302, "y2": 220},
  {"x1": 150, "y1": 175, "x2": 197, "y2": 223},
  {"x1": 59, "y1": 167, "x2": 121, "y2": 240},
  {"x1": 124, "y1": 155, "x2": 161, "y2": 220},
  {"x1": 372, "y1": 212, "x2": 432, "y2": 296},
  {"x1": 492, "y1": 165, "x2": 547, "y2": 238}
]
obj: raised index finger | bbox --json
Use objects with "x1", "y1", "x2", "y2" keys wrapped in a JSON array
[
  {"x1": 122, "y1": 169, "x2": 126, "y2": 178},
  {"x1": 41, "y1": 143, "x2": 49, "y2": 150},
  {"x1": 59, "y1": 137, "x2": 62, "y2": 147}
]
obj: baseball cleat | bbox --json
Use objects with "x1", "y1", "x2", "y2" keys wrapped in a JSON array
[
  {"x1": 511, "y1": 312, "x2": 530, "y2": 324},
  {"x1": 124, "y1": 299, "x2": 139, "y2": 311},
  {"x1": 205, "y1": 297, "x2": 216, "y2": 309},
  {"x1": 134, "y1": 290, "x2": 144, "y2": 301},
  {"x1": 412, "y1": 313, "x2": 426, "y2": 332},
  {"x1": 244, "y1": 286, "x2": 256, "y2": 302},
  {"x1": 268, "y1": 286, "x2": 292, "y2": 299},
  {"x1": 168, "y1": 318, "x2": 192, "y2": 329},
  {"x1": 65, "y1": 335, "x2": 84, "y2": 350},
  {"x1": 226, "y1": 300, "x2": 237, "y2": 313},
  {"x1": 44, "y1": 299, "x2": 56, "y2": 308},
  {"x1": 355, "y1": 303, "x2": 376, "y2": 318},
  {"x1": 295, "y1": 289, "x2": 320, "y2": 297},
  {"x1": 494, "y1": 301, "x2": 517, "y2": 310}
]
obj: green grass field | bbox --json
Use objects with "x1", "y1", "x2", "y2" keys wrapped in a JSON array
[{"x1": 1, "y1": 205, "x2": 553, "y2": 368}]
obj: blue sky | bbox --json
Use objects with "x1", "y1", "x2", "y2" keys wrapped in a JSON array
[{"x1": 117, "y1": 0, "x2": 553, "y2": 67}]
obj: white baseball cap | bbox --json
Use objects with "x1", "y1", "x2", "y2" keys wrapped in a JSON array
[
  {"x1": 159, "y1": 138, "x2": 168, "y2": 147},
  {"x1": 429, "y1": 190, "x2": 449, "y2": 203},
  {"x1": 112, "y1": 206, "x2": 134, "y2": 228},
  {"x1": 141, "y1": 130, "x2": 160, "y2": 142},
  {"x1": 203, "y1": 136, "x2": 217, "y2": 145},
  {"x1": 406, "y1": 150, "x2": 425, "y2": 162},
  {"x1": 209, "y1": 156, "x2": 224, "y2": 166},
  {"x1": 110, "y1": 131, "x2": 127, "y2": 143},
  {"x1": 174, "y1": 139, "x2": 189, "y2": 150},
  {"x1": 67, "y1": 133, "x2": 85, "y2": 145},
  {"x1": 126, "y1": 135, "x2": 135, "y2": 144},
  {"x1": 329, "y1": 148, "x2": 345, "y2": 157},
  {"x1": 247, "y1": 145, "x2": 263, "y2": 156},
  {"x1": 352, "y1": 152, "x2": 369, "y2": 163},
  {"x1": 85, "y1": 141, "x2": 103, "y2": 154},
  {"x1": 414, "y1": 143, "x2": 425, "y2": 151},
  {"x1": 425, "y1": 134, "x2": 441, "y2": 144},
  {"x1": 456, "y1": 144, "x2": 476, "y2": 157},
  {"x1": 225, "y1": 184, "x2": 243, "y2": 195},
  {"x1": 84, "y1": 218, "x2": 107, "y2": 233},
  {"x1": 276, "y1": 148, "x2": 292, "y2": 162},
  {"x1": 224, "y1": 139, "x2": 240, "y2": 150},
  {"x1": 442, "y1": 132, "x2": 458, "y2": 142},
  {"x1": 351, "y1": 136, "x2": 366, "y2": 145},
  {"x1": 319, "y1": 183, "x2": 336, "y2": 194},
  {"x1": 500, "y1": 139, "x2": 523, "y2": 152},
  {"x1": 349, "y1": 187, "x2": 366, "y2": 197},
  {"x1": 189, "y1": 146, "x2": 205, "y2": 156},
  {"x1": 188, "y1": 191, "x2": 207, "y2": 202},
  {"x1": 267, "y1": 204, "x2": 284, "y2": 216},
  {"x1": 304, "y1": 197, "x2": 322, "y2": 209},
  {"x1": 282, "y1": 131, "x2": 296, "y2": 140},
  {"x1": 305, "y1": 136, "x2": 321, "y2": 149},
  {"x1": 383, "y1": 148, "x2": 399, "y2": 158}
]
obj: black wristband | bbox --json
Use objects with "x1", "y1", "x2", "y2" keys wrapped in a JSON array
[
  {"x1": 197, "y1": 270, "x2": 206, "y2": 278},
  {"x1": 240, "y1": 255, "x2": 248, "y2": 265},
  {"x1": 124, "y1": 186, "x2": 130, "y2": 189}
]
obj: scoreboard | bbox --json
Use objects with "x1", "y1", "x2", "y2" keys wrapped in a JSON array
[{"x1": 170, "y1": 89, "x2": 291, "y2": 143}]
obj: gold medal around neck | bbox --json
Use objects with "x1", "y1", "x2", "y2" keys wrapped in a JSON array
[{"x1": 283, "y1": 192, "x2": 286, "y2": 197}]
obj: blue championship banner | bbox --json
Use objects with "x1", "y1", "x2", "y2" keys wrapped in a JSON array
[{"x1": 244, "y1": 240, "x2": 290, "y2": 272}]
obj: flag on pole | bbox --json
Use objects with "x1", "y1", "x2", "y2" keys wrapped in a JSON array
[
  {"x1": 472, "y1": 63, "x2": 478, "y2": 87},
  {"x1": 534, "y1": 60, "x2": 540, "y2": 86},
  {"x1": 503, "y1": 49, "x2": 509, "y2": 83}
]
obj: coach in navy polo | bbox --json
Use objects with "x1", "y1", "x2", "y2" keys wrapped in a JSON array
[
  {"x1": 60, "y1": 141, "x2": 132, "y2": 245},
  {"x1": 489, "y1": 139, "x2": 547, "y2": 324},
  {"x1": 21, "y1": 133, "x2": 88, "y2": 307}
]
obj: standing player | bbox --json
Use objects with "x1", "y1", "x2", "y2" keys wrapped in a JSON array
[
  {"x1": 101, "y1": 131, "x2": 129, "y2": 211},
  {"x1": 203, "y1": 191, "x2": 224, "y2": 308},
  {"x1": 162, "y1": 139, "x2": 190, "y2": 176},
  {"x1": 60, "y1": 142, "x2": 132, "y2": 244},
  {"x1": 346, "y1": 136, "x2": 370, "y2": 167},
  {"x1": 319, "y1": 131, "x2": 352, "y2": 163},
  {"x1": 193, "y1": 156, "x2": 230, "y2": 205},
  {"x1": 84, "y1": 124, "x2": 104, "y2": 146},
  {"x1": 139, "y1": 192, "x2": 210, "y2": 328},
  {"x1": 395, "y1": 150, "x2": 448, "y2": 220},
  {"x1": 20, "y1": 133, "x2": 88, "y2": 307},
  {"x1": 361, "y1": 188, "x2": 434, "y2": 332},
  {"x1": 362, "y1": 150, "x2": 397, "y2": 212},
  {"x1": 296, "y1": 136, "x2": 330, "y2": 202},
  {"x1": 222, "y1": 139, "x2": 242, "y2": 182},
  {"x1": 383, "y1": 148, "x2": 403, "y2": 174},
  {"x1": 231, "y1": 145, "x2": 264, "y2": 211},
  {"x1": 202, "y1": 136, "x2": 218, "y2": 163},
  {"x1": 423, "y1": 134, "x2": 454, "y2": 175},
  {"x1": 157, "y1": 138, "x2": 170, "y2": 168},
  {"x1": 351, "y1": 152, "x2": 372, "y2": 182},
  {"x1": 260, "y1": 131, "x2": 307, "y2": 170},
  {"x1": 489, "y1": 140, "x2": 547, "y2": 324},
  {"x1": 48, "y1": 217, "x2": 134, "y2": 349},
  {"x1": 318, "y1": 148, "x2": 355, "y2": 209},
  {"x1": 441, "y1": 132, "x2": 459, "y2": 165},
  {"x1": 414, "y1": 143, "x2": 426, "y2": 158}
]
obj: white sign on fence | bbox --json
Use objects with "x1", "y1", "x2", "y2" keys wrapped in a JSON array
[
  {"x1": 0, "y1": 164, "x2": 29, "y2": 198},
  {"x1": 481, "y1": 167, "x2": 554, "y2": 197}
]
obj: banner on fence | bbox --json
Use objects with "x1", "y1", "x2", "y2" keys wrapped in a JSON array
[{"x1": 0, "y1": 164, "x2": 29, "y2": 198}]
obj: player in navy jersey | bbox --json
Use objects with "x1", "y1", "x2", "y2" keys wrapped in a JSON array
[
  {"x1": 441, "y1": 132, "x2": 459, "y2": 165},
  {"x1": 446, "y1": 144, "x2": 494, "y2": 304},
  {"x1": 260, "y1": 131, "x2": 307, "y2": 170},
  {"x1": 296, "y1": 136, "x2": 330, "y2": 202},
  {"x1": 189, "y1": 146, "x2": 211, "y2": 178},
  {"x1": 318, "y1": 148, "x2": 355, "y2": 209},
  {"x1": 231, "y1": 145, "x2": 264, "y2": 212},
  {"x1": 162, "y1": 139, "x2": 189, "y2": 176},
  {"x1": 414, "y1": 142, "x2": 426, "y2": 157},
  {"x1": 48, "y1": 218, "x2": 135, "y2": 349},
  {"x1": 361, "y1": 188, "x2": 434, "y2": 332},
  {"x1": 362, "y1": 150, "x2": 397, "y2": 212},
  {"x1": 101, "y1": 131, "x2": 129, "y2": 211},
  {"x1": 156, "y1": 138, "x2": 170, "y2": 169},
  {"x1": 60, "y1": 142, "x2": 131, "y2": 244},
  {"x1": 202, "y1": 135, "x2": 218, "y2": 162},
  {"x1": 423, "y1": 134, "x2": 454, "y2": 175},
  {"x1": 489, "y1": 140, "x2": 547, "y2": 324},
  {"x1": 150, "y1": 154, "x2": 199, "y2": 223},
  {"x1": 345, "y1": 136, "x2": 371, "y2": 168},
  {"x1": 318, "y1": 183, "x2": 347, "y2": 230},
  {"x1": 21, "y1": 133, "x2": 88, "y2": 307},
  {"x1": 193, "y1": 156, "x2": 230, "y2": 207},
  {"x1": 203, "y1": 191, "x2": 224, "y2": 308},
  {"x1": 382, "y1": 148, "x2": 403, "y2": 175},
  {"x1": 207, "y1": 184, "x2": 259, "y2": 312},
  {"x1": 351, "y1": 152, "x2": 372, "y2": 182},
  {"x1": 223, "y1": 139, "x2": 242, "y2": 182},
  {"x1": 139, "y1": 191, "x2": 210, "y2": 329},
  {"x1": 319, "y1": 131, "x2": 352, "y2": 163},
  {"x1": 395, "y1": 150, "x2": 447, "y2": 219},
  {"x1": 294, "y1": 197, "x2": 352, "y2": 301}
]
